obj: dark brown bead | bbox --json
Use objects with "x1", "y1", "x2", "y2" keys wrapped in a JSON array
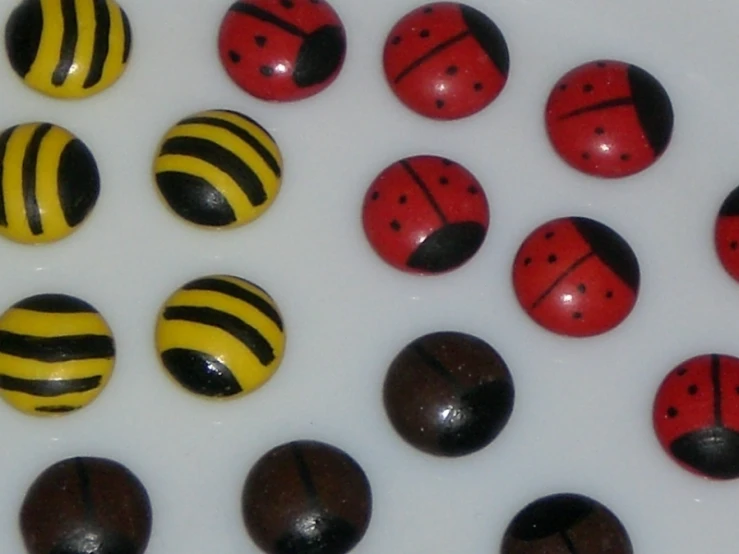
[
  {"x1": 383, "y1": 331, "x2": 514, "y2": 457},
  {"x1": 20, "y1": 456, "x2": 152, "y2": 554},
  {"x1": 501, "y1": 493, "x2": 633, "y2": 554},
  {"x1": 242, "y1": 440, "x2": 372, "y2": 554}
]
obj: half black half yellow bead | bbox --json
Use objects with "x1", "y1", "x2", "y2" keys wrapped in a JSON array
[
  {"x1": 0, "y1": 122, "x2": 100, "y2": 244},
  {"x1": 155, "y1": 275, "x2": 285, "y2": 399},
  {"x1": 0, "y1": 293, "x2": 115, "y2": 416},
  {"x1": 5, "y1": 0, "x2": 132, "y2": 99},
  {"x1": 153, "y1": 109, "x2": 283, "y2": 229}
]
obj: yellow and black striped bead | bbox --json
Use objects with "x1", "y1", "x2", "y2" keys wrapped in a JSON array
[
  {"x1": 153, "y1": 109, "x2": 283, "y2": 229},
  {"x1": 0, "y1": 122, "x2": 100, "y2": 245},
  {"x1": 155, "y1": 275, "x2": 285, "y2": 399},
  {"x1": 0, "y1": 293, "x2": 115, "y2": 416},
  {"x1": 5, "y1": 0, "x2": 132, "y2": 99}
]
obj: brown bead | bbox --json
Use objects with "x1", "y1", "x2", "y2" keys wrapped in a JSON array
[
  {"x1": 242, "y1": 440, "x2": 372, "y2": 554},
  {"x1": 501, "y1": 493, "x2": 633, "y2": 554},
  {"x1": 383, "y1": 331, "x2": 514, "y2": 456},
  {"x1": 20, "y1": 456, "x2": 152, "y2": 554}
]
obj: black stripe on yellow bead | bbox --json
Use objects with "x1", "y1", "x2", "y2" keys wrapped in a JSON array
[
  {"x1": 4, "y1": 0, "x2": 42, "y2": 77},
  {"x1": 58, "y1": 138, "x2": 101, "y2": 226},
  {"x1": 156, "y1": 171, "x2": 237, "y2": 226},
  {"x1": 159, "y1": 137, "x2": 268, "y2": 207},
  {"x1": 163, "y1": 306, "x2": 275, "y2": 365},
  {"x1": 0, "y1": 127, "x2": 13, "y2": 226},
  {"x1": 182, "y1": 277, "x2": 283, "y2": 330},
  {"x1": 121, "y1": 7, "x2": 132, "y2": 62},
  {"x1": 53, "y1": 0, "x2": 79, "y2": 87},
  {"x1": 0, "y1": 373, "x2": 102, "y2": 396},
  {"x1": 84, "y1": 0, "x2": 112, "y2": 89},
  {"x1": 0, "y1": 331, "x2": 115, "y2": 362},
  {"x1": 22, "y1": 123, "x2": 52, "y2": 235},
  {"x1": 161, "y1": 349, "x2": 243, "y2": 397},
  {"x1": 15, "y1": 293, "x2": 97, "y2": 313}
]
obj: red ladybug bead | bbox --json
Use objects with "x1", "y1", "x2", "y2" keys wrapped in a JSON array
[
  {"x1": 512, "y1": 217, "x2": 639, "y2": 337},
  {"x1": 715, "y1": 186, "x2": 739, "y2": 282},
  {"x1": 218, "y1": 0, "x2": 346, "y2": 102},
  {"x1": 383, "y1": 2, "x2": 509, "y2": 120},
  {"x1": 545, "y1": 60, "x2": 674, "y2": 178},
  {"x1": 362, "y1": 155, "x2": 489, "y2": 274},
  {"x1": 653, "y1": 354, "x2": 739, "y2": 479}
]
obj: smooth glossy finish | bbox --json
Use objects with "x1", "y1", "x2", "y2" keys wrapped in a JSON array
[
  {"x1": 20, "y1": 456, "x2": 152, "y2": 554},
  {"x1": 653, "y1": 354, "x2": 739, "y2": 479},
  {"x1": 0, "y1": 122, "x2": 99, "y2": 244},
  {"x1": 501, "y1": 493, "x2": 633, "y2": 554},
  {"x1": 242, "y1": 440, "x2": 372, "y2": 554},
  {"x1": 218, "y1": 0, "x2": 346, "y2": 102},
  {"x1": 715, "y1": 185, "x2": 739, "y2": 282},
  {"x1": 545, "y1": 60, "x2": 673, "y2": 178},
  {"x1": 153, "y1": 109, "x2": 283, "y2": 229},
  {"x1": 362, "y1": 155, "x2": 489, "y2": 274},
  {"x1": 383, "y1": 331, "x2": 514, "y2": 457},
  {"x1": 512, "y1": 217, "x2": 640, "y2": 337},
  {"x1": 0, "y1": 293, "x2": 115, "y2": 416},
  {"x1": 5, "y1": 0, "x2": 132, "y2": 99},
  {"x1": 383, "y1": 2, "x2": 509, "y2": 120},
  {"x1": 155, "y1": 274, "x2": 285, "y2": 399}
]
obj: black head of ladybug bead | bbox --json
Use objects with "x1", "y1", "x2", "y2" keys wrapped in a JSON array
[
  {"x1": 512, "y1": 216, "x2": 640, "y2": 337},
  {"x1": 383, "y1": 2, "x2": 509, "y2": 120},
  {"x1": 242, "y1": 440, "x2": 372, "y2": 554},
  {"x1": 715, "y1": 185, "x2": 739, "y2": 283},
  {"x1": 501, "y1": 493, "x2": 633, "y2": 554},
  {"x1": 545, "y1": 60, "x2": 674, "y2": 178},
  {"x1": 218, "y1": 0, "x2": 347, "y2": 102},
  {"x1": 383, "y1": 331, "x2": 515, "y2": 457},
  {"x1": 362, "y1": 155, "x2": 489, "y2": 275},
  {"x1": 654, "y1": 354, "x2": 739, "y2": 479}
]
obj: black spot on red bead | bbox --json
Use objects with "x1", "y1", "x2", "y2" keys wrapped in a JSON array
[
  {"x1": 371, "y1": 191, "x2": 379, "y2": 201},
  {"x1": 735, "y1": 386, "x2": 739, "y2": 394},
  {"x1": 571, "y1": 217, "x2": 640, "y2": 292},
  {"x1": 577, "y1": 283, "x2": 586, "y2": 293},
  {"x1": 254, "y1": 35, "x2": 267, "y2": 47},
  {"x1": 420, "y1": 29, "x2": 430, "y2": 38},
  {"x1": 523, "y1": 257, "x2": 532, "y2": 266},
  {"x1": 260, "y1": 65, "x2": 274, "y2": 76},
  {"x1": 545, "y1": 231, "x2": 554, "y2": 239},
  {"x1": 441, "y1": 159, "x2": 452, "y2": 166},
  {"x1": 582, "y1": 152, "x2": 590, "y2": 160},
  {"x1": 436, "y1": 99, "x2": 445, "y2": 109},
  {"x1": 547, "y1": 254, "x2": 557, "y2": 263},
  {"x1": 559, "y1": 83, "x2": 567, "y2": 91},
  {"x1": 621, "y1": 153, "x2": 631, "y2": 161},
  {"x1": 597, "y1": 62, "x2": 607, "y2": 68},
  {"x1": 667, "y1": 407, "x2": 678, "y2": 417},
  {"x1": 228, "y1": 50, "x2": 241, "y2": 63},
  {"x1": 605, "y1": 290, "x2": 613, "y2": 298},
  {"x1": 391, "y1": 36, "x2": 401, "y2": 45},
  {"x1": 467, "y1": 185, "x2": 478, "y2": 195},
  {"x1": 423, "y1": 6, "x2": 433, "y2": 12},
  {"x1": 459, "y1": 5, "x2": 509, "y2": 76},
  {"x1": 676, "y1": 367, "x2": 687, "y2": 376},
  {"x1": 688, "y1": 384, "x2": 698, "y2": 395},
  {"x1": 390, "y1": 220, "x2": 401, "y2": 231},
  {"x1": 439, "y1": 177, "x2": 449, "y2": 185},
  {"x1": 446, "y1": 65, "x2": 458, "y2": 76},
  {"x1": 583, "y1": 83, "x2": 594, "y2": 92},
  {"x1": 595, "y1": 127, "x2": 604, "y2": 135},
  {"x1": 280, "y1": 0, "x2": 294, "y2": 8},
  {"x1": 474, "y1": 82, "x2": 483, "y2": 91},
  {"x1": 573, "y1": 312, "x2": 582, "y2": 319},
  {"x1": 627, "y1": 65, "x2": 673, "y2": 156},
  {"x1": 730, "y1": 241, "x2": 738, "y2": 250},
  {"x1": 398, "y1": 195, "x2": 407, "y2": 204}
]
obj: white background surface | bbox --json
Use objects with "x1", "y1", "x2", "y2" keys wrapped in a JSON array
[{"x1": 1, "y1": 0, "x2": 739, "y2": 552}]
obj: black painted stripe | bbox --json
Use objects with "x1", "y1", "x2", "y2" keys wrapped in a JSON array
[
  {"x1": 0, "y1": 126, "x2": 15, "y2": 227},
  {"x1": 52, "y1": 0, "x2": 79, "y2": 86},
  {"x1": 22, "y1": 124, "x2": 53, "y2": 236},
  {"x1": 156, "y1": 171, "x2": 236, "y2": 226},
  {"x1": 15, "y1": 294, "x2": 96, "y2": 313},
  {"x1": 219, "y1": 110, "x2": 277, "y2": 141},
  {"x1": 230, "y1": 2, "x2": 306, "y2": 38},
  {"x1": 400, "y1": 160, "x2": 447, "y2": 224},
  {"x1": 163, "y1": 306, "x2": 275, "y2": 365},
  {"x1": 413, "y1": 344, "x2": 460, "y2": 391},
  {"x1": 179, "y1": 116, "x2": 281, "y2": 177},
  {"x1": 161, "y1": 348, "x2": 243, "y2": 397},
  {"x1": 75, "y1": 457, "x2": 96, "y2": 520},
  {"x1": 292, "y1": 443, "x2": 320, "y2": 506},
  {"x1": 557, "y1": 97, "x2": 633, "y2": 120},
  {"x1": 35, "y1": 405, "x2": 78, "y2": 413},
  {"x1": 559, "y1": 530, "x2": 579, "y2": 554},
  {"x1": 530, "y1": 252, "x2": 595, "y2": 309},
  {"x1": 0, "y1": 373, "x2": 101, "y2": 396},
  {"x1": 160, "y1": 137, "x2": 268, "y2": 207},
  {"x1": 0, "y1": 331, "x2": 114, "y2": 362},
  {"x1": 393, "y1": 30, "x2": 470, "y2": 84},
  {"x1": 712, "y1": 354, "x2": 722, "y2": 426},
  {"x1": 83, "y1": 0, "x2": 111, "y2": 88},
  {"x1": 121, "y1": 7, "x2": 131, "y2": 62},
  {"x1": 183, "y1": 278, "x2": 283, "y2": 330}
]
